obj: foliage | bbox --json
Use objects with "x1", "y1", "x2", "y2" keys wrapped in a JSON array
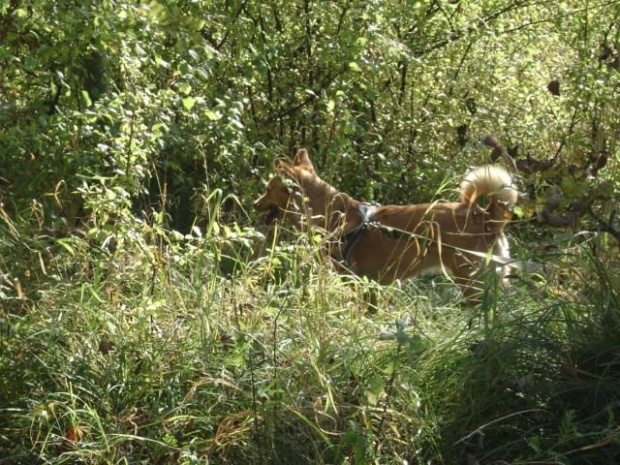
[{"x1": 1, "y1": 0, "x2": 620, "y2": 463}]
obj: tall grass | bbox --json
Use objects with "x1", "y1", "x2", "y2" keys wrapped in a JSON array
[{"x1": 1, "y1": 198, "x2": 619, "y2": 464}]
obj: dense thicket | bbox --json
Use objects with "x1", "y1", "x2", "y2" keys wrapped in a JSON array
[
  {"x1": 2, "y1": 1, "x2": 619, "y2": 230},
  {"x1": 1, "y1": 1, "x2": 619, "y2": 464}
]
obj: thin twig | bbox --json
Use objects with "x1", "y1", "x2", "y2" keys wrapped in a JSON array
[
  {"x1": 272, "y1": 302, "x2": 285, "y2": 448},
  {"x1": 454, "y1": 409, "x2": 545, "y2": 445},
  {"x1": 374, "y1": 343, "x2": 403, "y2": 455},
  {"x1": 249, "y1": 348, "x2": 264, "y2": 464},
  {"x1": 419, "y1": 0, "x2": 532, "y2": 56}
]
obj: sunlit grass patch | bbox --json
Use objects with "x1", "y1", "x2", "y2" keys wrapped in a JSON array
[{"x1": 1, "y1": 215, "x2": 619, "y2": 463}]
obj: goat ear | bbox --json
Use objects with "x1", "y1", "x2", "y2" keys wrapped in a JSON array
[{"x1": 293, "y1": 149, "x2": 315, "y2": 173}]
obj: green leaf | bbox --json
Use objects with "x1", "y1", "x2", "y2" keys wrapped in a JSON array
[
  {"x1": 513, "y1": 205, "x2": 524, "y2": 217},
  {"x1": 205, "y1": 110, "x2": 221, "y2": 121},
  {"x1": 327, "y1": 99, "x2": 336, "y2": 113},
  {"x1": 229, "y1": 118, "x2": 244, "y2": 129},
  {"x1": 182, "y1": 97, "x2": 196, "y2": 110},
  {"x1": 178, "y1": 82, "x2": 192, "y2": 95},
  {"x1": 528, "y1": 435, "x2": 541, "y2": 452},
  {"x1": 155, "y1": 56, "x2": 170, "y2": 68},
  {"x1": 55, "y1": 239, "x2": 76, "y2": 256},
  {"x1": 365, "y1": 376, "x2": 385, "y2": 405},
  {"x1": 81, "y1": 90, "x2": 92, "y2": 107},
  {"x1": 381, "y1": 359, "x2": 396, "y2": 375}
]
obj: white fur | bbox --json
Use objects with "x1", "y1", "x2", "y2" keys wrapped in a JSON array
[{"x1": 460, "y1": 165, "x2": 518, "y2": 211}]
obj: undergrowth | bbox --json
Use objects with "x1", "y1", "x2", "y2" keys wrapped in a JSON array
[{"x1": 1, "y1": 204, "x2": 619, "y2": 464}]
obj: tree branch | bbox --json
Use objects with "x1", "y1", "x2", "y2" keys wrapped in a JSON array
[
  {"x1": 589, "y1": 206, "x2": 620, "y2": 242},
  {"x1": 264, "y1": 66, "x2": 348, "y2": 124},
  {"x1": 417, "y1": 0, "x2": 532, "y2": 56},
  {"x1": 200, "y1": 0, "x2": 249, "y2": 51}
]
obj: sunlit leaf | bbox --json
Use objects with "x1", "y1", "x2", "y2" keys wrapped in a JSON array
[{"x1": 182, "y1": 96, "x2": 196, "y2": 110}]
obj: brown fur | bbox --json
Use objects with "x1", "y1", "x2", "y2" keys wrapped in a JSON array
[{"x1": 254, "y1": 149, "x2": 518, "y2": 302}]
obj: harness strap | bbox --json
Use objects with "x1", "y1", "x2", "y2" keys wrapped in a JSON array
[
  {"x1": 336, "y1": 205, "x2": 519, "y2": 271},
  {"x1": 368, "y1": 221, "x2": 520, "y2": 269},
  {"x1": 339, "y1": 204, "x2": 376, "y2": 267}
]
